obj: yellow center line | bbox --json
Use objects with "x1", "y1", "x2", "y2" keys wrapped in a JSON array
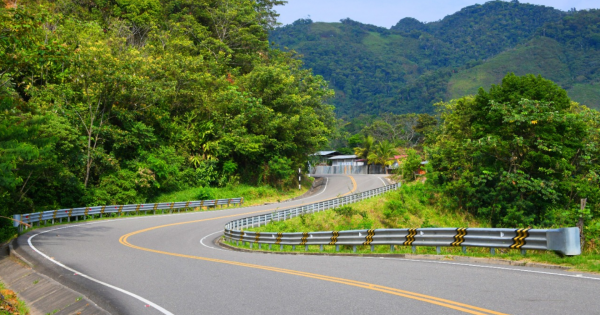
[{"x1": 119, "y1": 176, "x2": 506, "y2": 315}]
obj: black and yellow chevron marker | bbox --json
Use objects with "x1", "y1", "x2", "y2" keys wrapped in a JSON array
[
  {"x1": 404, "y1": 228, "x2": 417, "y2": 246},
  {"x1": 84, "y1": 208, "x2": 90, "y2": 216},
  {"x1": 300, "y1": 232, "x2": 309, "y2": 245},
  {"x1": 510, "y1": 228, "x2": 530, "y2": 249},
  {"x1": 451, "y1": 228, "x2": 467, "y2": 246},
  {"x1": 118, "y1": 205, "x2": 124, "y2": 215},
  {"x1": 255, "y1": 232, "x2": 261, "y2": 243},
  {"x1": 329, "y1": 231, "x2": 339, "y2": 245},
  {"x1": 53, "y1": 210, "x2": 58, "y2": 219},
  {"x1": 239, "y1": 231, "x2": 245, "y2": 242},
  {"x1": 101, "y1": 206, "x2": 106, "y2": 214},
  {"x1": 185, "y1": 201, "x2": 190, "y2": 210},
  {"x1": 38, "y1": 213, "x2": 43, "y2": 221},
  {"x1": 68, "y1": 208, "x2": 73, "y2": 217},
  {"x1": 135, "y1": 204, "x2": 141, "y2": 213},
  {"x1": 362, "y1": 229, "x2": 375, "y2": 245},
  {"x1": 275, "y1": 232, "x2": 283, "y2": 245},
  {"x1": 153, "y1": 204, "x2": 159, "y2": 211}
]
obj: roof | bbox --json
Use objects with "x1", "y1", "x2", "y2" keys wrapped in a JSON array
[
  {"x1": 313, "y1": 151, "x2": 339, "y2": 156},
  {"x1": 328, "y1": 155, "x2": 358, "y2": 160},
  {"x1": 389, "y1": 155, "x2": 407, "y2": 160}
]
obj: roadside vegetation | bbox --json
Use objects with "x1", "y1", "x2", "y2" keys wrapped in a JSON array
[
  {"x1": 0, "y1": 281, "x2": 29, "y2": 315},
  {"x1": 0, "y1": 0, "x2": 332, "y2": 243},
  {"x1": 233, "y1": 183, "x2": 600, "y2": 274},
  {"x1": 233, "y1": 73, "x2": 600, "y2": 273},
  {"x1": 0, "y1": 177, "x2": 313, "y2": 243}
]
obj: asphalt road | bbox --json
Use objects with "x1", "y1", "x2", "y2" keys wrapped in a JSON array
[{"x1": 13, "y1": 175, "x2": 600, "y2": 315}]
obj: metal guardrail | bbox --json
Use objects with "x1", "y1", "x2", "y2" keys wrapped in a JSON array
[
  {"x1": 222, "y1": 184, "x2": 581, "y2": 256},
  {"x1": 13, "y1": 198, "x2": 244, "y2": 230},
  {"x1": 224, "y1": 183, "x2": 401, "y2": 231}
]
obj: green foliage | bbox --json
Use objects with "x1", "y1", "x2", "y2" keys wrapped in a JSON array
[
  {"x1": 0, "y1": 0, "x2": 333, "y2": 229},
  {"x1": 382, "y1": 199, "x2": 407, "y2": 220},
  {"x1": 401, "y1": 149, "x2": 422, "y2": 181},
  {"x1": 271, "y1": 4, "x2": 600, "y2": 117},
  {"x1": 367, "y1": 140, "x2": 398, "y2": 173},
  {"x1": 430, "y1": 73, "x2": 600, "y2": 228}
]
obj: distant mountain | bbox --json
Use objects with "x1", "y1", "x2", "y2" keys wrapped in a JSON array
[{"x1": 270, "y1": 1, "x2": 600, "y2": 117}]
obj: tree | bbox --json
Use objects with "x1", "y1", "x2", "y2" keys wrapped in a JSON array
[
  {"x1": 430, "y1": 73, "x2": 595, "y2": 227},
  {"x1": 367, "y1": 141, "x2": 398, "y2": 174},
  {"x1": 354, "y1": 135, "x2": 375, "y2": 173}
]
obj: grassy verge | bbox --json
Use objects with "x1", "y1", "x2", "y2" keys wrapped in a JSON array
[
  {"x1": 3, "y1": 178, "x2": 313, "y2": 241},
  {"x1": 0, "y1": 281, "x2": 29, "y2": 315},
  {"x1": 229, "y1": 183, "x2": 600, "y2": 274},
  {"x1": 150, "y1": 179, "x2": 313, "y2": 206}
]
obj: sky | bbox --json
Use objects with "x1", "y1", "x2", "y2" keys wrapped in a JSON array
[{"x1": 275, "y1": 0, "x2": 599, "y2": 28}]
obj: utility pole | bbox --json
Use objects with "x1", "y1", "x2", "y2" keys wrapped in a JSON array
[{"x1": 298, "y1": 167, "x2": 302, "y2": 190}]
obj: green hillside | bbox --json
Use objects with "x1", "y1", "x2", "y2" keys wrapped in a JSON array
[
  {"x1": 448, "y1": 37, "x2": 572, "y2": 99},
  {"x1": 270, "y1": 2, "x2": 600, "y2": 116}
]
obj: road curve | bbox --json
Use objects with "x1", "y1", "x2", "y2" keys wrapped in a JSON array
[{"x1": 13, "y1": 175, "x2": 600, "y2": 315}]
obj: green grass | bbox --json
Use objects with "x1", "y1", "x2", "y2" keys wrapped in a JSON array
[
  {"x1": 150, "y1": 179, "x2": 313, "y2": 206},
  {"x1": 250, "y1": 184, "x2": 482, "y2": 233},
  {"x1": 0, "y1": 281, "x2": 29, "y2": 315}
]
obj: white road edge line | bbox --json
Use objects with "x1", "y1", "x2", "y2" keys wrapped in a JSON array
[
  {"x1": 361, "y1": 256, "x2": 600, "y2": 281},
  {"x1": 27, "y1": 225, "x2": 175, "y2": 314},
  {"x1": 293, "y1": 177, "x2": 329, "y2": 201},
  {"x1": 200, "y1": 230, "x2": 227, "y2": 251},
  {"x1": 378, "y1": 177, "x2": 387, "y2": 186},
  {"x1": 22, "y1": 179, "x2": 338, "y2": 315}
]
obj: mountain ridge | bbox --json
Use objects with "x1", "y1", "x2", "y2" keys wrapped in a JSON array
[{"x1": 270, "y1": 1, "x2": 600, "y2": 117}]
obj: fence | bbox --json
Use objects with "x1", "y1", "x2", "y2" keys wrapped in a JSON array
[
  {"x1": 222, "y1": 184, "x2": 581, "y2": 256},
  {"x1": 312, "y1": 165, "x2": 387, "y2": 175},
  {"x1": 13, "y1": 198, "x2": 244, "y2": 230}
]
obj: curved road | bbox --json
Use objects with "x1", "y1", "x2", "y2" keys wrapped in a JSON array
[{"x1": 13, "y1": 175, "x2": 600, "y2": 314}]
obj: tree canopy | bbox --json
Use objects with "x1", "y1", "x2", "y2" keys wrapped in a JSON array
[{"x1": 0, "y1": 0, "x2": 334, "y2": 222}]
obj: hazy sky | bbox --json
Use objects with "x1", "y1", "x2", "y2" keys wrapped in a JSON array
[{"x1": 275, "y1": 0, "x2": 599, "y2": 28}]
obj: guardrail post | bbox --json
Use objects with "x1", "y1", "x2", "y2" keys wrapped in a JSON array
[
  {"x1": 269, "y1": 244, "x2": 272, "y2": 250},
  {"x1": 412, "y1": 245, "x2": 416, "y2": 253},
  {"x1": 371, "y1": 245, "x2": 374, "y2": 252},
  {"x1": 390, "y1": 245, "x2": 394, "y2": 252},
  {"x1": 280, "y1": 245, "x2": 283, "y2": 250},
  {"x1": 490, "y1": 248, "x2": 495, "y2": 255},
  {"x1": 292, "y1": 245, "x2": 295, "y2": 250},
  {"x1": 436, "y1": 246, "x2": 441, "y2": 254},
  {"x1": 336, "y1": 245, "x2": 339, "y2": 252},
  {"x1": 305, "y1": 245, "x2": 308, "y2": 251},
  {"x1": 462, "y1": 246, "x2": 467, "y2": 254},
  {"x1": 352, "y1": 245, "x2": 356, "y2": 253},
  {"x1": 320, "y1": 245, "x2": 323, "y2": 252},
  {"x1": 521, "y1": 249, "x2": 526, "y2": 256}
]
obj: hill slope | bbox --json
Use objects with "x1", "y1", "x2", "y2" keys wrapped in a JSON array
[{"x1": 270, "y1": 2, "x2": 600, "y2": 117}]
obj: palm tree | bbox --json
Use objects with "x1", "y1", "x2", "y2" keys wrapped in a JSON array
[
  {"x1": 354, "y1": 135, "x2": 375, "y2": 173},
  {"x1": 367, "y1": 140, "x2": 398, "y2": 174}
]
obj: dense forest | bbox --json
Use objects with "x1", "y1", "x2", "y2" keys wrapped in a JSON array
[
  {"x1": 0, "y1": 0, "x2": 335, "y2": 226},
  {"x1": 270, "y1": 1, "x2": 600, "y2": 118}
]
